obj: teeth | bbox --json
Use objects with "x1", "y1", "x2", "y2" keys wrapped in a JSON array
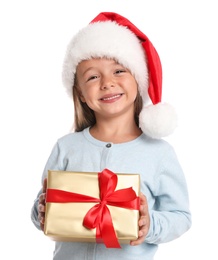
[{"x1": 102, "y1": 94, "x2": 120, "y2": 101}]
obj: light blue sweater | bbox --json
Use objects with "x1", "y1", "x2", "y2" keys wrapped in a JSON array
[{"x1": 31, "y1": 127, "x2": 191, "y2": 260}]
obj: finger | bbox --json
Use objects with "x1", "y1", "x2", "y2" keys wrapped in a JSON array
[
  {"x1": 139, "y1": 192, "x2": 147, "y2": 206},
  {"x1": 140, "y1": 204, "x2": 146, "y2": 218},
  {"x1": 42, "y1": 178, "x2": 47, "y2": 193},
  {"x1": 130, "y1": 223, "x2": 148, "y2": 246},
  {"x1": 138, "y1": 215, "x2": 147, "y2": 227},
  {"x1": 38, "y1": 203, "x2": 46, "y2": 213},
  {"x1": 139, "y1": 193, "x2": 148, "y2": 217},
  {"x1": 40, "y1": 222, "x2": 45, "y2": 231},
  {"x1": 139, "y1": 222, "x2": 149, "y2": 237},
  {"x1": 38, "y1": 178, "x2": 47, "y2": 204},
  {"x1": 38, "y1": 193, "x2": 46, "y2": 203},
  {"x1": 39, "y1": 214, "x2": 45, "y2": 231},
  {"x1": 130, "y1": 234, "x2": 146, "y2": 246},
  {"x1": 38, "y1": 212, "x2": 45, "y2": 223}
]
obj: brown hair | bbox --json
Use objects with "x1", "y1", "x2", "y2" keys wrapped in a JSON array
[{"x1": 72, "y1": 76, "x2": 143, "y2": 132}]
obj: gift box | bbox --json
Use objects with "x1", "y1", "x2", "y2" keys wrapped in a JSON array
[{"x1": 44, "y1": 168, "x2": 140, "y2": 248}]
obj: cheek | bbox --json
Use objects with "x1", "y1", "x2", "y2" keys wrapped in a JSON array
[
  {"x1": 127, "y1": 79, "x2": 138, "y2": 98},
  {"x1": 80, "y1": 88, "x2": 96, "y2": 104},
  {"x1": 81, "y1": 89, "x2": 91, "y2": 99}
]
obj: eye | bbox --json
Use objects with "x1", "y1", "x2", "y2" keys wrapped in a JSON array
[
  {"x1": 87, "y1": 75, "x2": 98, "y2": 82},
  {"x1": 114, "y1": 69, "x2": 126, "y2": 74}
]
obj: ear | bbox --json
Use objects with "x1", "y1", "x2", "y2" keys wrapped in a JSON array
[
  {"x1": 77, "y1": 88, "x2": 86, "y2": 103},
  {"x1": 80, "y1": 95, "x2": 86, "y2": 103}
]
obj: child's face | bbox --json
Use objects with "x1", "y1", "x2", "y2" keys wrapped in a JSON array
[{"x1": 76, "y1": 58, "x2": 138, "y2": 120}]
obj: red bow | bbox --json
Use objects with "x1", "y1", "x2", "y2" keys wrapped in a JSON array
[{"x1": 46, "y1": 169, "x2": 140, "y2": 248}]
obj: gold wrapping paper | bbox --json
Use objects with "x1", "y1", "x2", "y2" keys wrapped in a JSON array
[{"x1": 44, "y1": 170, "x2": 140, "y2": 244}]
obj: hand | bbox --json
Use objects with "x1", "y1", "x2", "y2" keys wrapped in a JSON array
[
  {"x1": 130, "y1": 192, "x2": 150, "y2": 246},
  {"x1": 38, "y1": 178, "x2": 47, "y2": 231}
]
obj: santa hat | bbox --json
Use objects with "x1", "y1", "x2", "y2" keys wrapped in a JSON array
[{"x1": 62, "y1": 12, "x2": 177, "y2": 139}]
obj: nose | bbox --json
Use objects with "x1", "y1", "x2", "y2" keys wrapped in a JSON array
[{"x1": 100, "y1": 75, "x2": 115, "y2": 90}]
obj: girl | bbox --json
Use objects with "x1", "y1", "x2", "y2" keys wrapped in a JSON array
[{"x1": 31, "y1": 12, "x2": 191, "y2": 260}]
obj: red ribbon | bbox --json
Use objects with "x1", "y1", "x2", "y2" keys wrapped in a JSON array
[{"x1": 46, "y1": 169, "x2": 140, "y2": 248}]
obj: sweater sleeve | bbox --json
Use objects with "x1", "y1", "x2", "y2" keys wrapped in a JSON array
[
  {"x1": 145, "y1": 145, "x2": 192, "y2": 244},
  {"x1": 30, "y1": 141, "x2": 65, "y2": 230}
]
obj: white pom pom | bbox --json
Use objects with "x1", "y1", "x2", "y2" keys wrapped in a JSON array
[{"x1": 139, "y1": 103, "x2": 178, "y2": 139}]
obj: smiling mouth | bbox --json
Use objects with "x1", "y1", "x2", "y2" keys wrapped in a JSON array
[{"x1": 100, "y1": 94, "x2": 123, "y2": 101}]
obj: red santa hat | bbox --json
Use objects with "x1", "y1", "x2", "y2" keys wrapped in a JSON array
[{"x1": 62, "y1": 12, "x2": 177, "y2": 139}]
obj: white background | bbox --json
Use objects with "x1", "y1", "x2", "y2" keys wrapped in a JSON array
[{"x1": 0, "y1": 0, "x2": 217, "y2": 259}]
